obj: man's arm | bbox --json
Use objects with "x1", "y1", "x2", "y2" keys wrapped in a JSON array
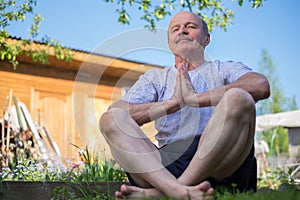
[
  {"x1": 109, "y1": 71, "x2": 186, "y2": 126},
  {"x1": 109, "y1": 65, "x2": 270, "y2": 125},
  {"x1": 179, "y1": 63, "x2": 270, "y2": 107},
  {"x1": 109, "y1": 99, "x2": 181, "y2": 126},
  {"x1": 226, "y1": 72, "x2": 270, "y2": 102}
]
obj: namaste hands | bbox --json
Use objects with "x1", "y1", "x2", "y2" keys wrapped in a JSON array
[{"x1": 172, "y1": 61, "x2": 199, "y2": 108}]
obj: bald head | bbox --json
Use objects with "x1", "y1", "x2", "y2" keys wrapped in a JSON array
[
  {"x1": 168, "y1": 11, "x2": 210, "y2": 52},
  {"x1": 167, "y1": 11, "x2": 211, "y2": 66},
  {"x1": 169, "y1": 11, "x2": 209, "y2": 36}
]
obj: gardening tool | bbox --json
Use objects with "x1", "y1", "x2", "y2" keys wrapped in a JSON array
[
  {"x1": 13, "y1": 96, "x2": 29, "y2": 150},
  {"x1": 1, "y1": 97, "x2": 7, "y2": 155},
  {"x1": 5, "y1": 89, "x2": 13, "y2": 157},
  {"x1": 38, "y1": 110, "x2": 61, "y2": 156},
  {"x1": 18, "y1": 101, "x2": 49, "y2": 160}
]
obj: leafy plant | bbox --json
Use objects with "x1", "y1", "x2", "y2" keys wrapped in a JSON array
[
  {"x1": 257, "y1": 167, "x2": 296, "y2": 190},
  {"x1": 256, "y1": 49, "x2": 297, "y2": 156},
  {"x1": 103, "y1": 0, "x2": 266, "y2": 31},
  {"x1": 0, "y1": 0, "x2": 73, "y2": 68},
  {"x1": 0, "y1": 33, "x2": 73, "y2": 69},
  {"x1": 1, "y1": 0, "x2": 268, "y2": 68},
  {"x1": 50, "y1": 183, "x2": 114, "y2": 200},
  {"x1": 258, "y1": 126, "x2": 289, "y2": 157},
  {"x1": 214, "y1": 189, "x2": 300, "y2": 200},
  {"x1": 71, "y1": 144, "x2": 127, "y2": 182},
  {"x1": 1, "y1": 154, "x2": 67, "y2": 181},
  {"x1": 1, "y1": 144, "x2": 127, "y2": 182},
  {"x1": 257, "y1": 49, "x2": 298, "y2": 115}
]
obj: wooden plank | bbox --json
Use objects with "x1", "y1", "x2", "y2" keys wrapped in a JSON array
[{"x1": 0, "y1": 70, "x2": 122, "y2": 99}]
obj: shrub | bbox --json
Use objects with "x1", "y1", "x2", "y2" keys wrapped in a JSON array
[{"x1": 1, "y1": 145, "x2": 126, "y2": 182}]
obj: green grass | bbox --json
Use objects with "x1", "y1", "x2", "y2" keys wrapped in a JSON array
[
  {"x1": 48, "y1": 183, "x2": 300, "y2": 200},
  {"x1": 129, "y1": 186, "x2": 300, "y2": 200},
  {"x1": 216, "y1": 188, "x2": 300, "y2": 200}
]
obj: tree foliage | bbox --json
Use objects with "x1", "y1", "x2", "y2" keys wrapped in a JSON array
[
  {"x1": 256, "y1": 49, "x2": 298, "y2": 156},
  {"x1": 103, "y1": 0, "x2": 265, "y2": 31},
  {"x1": 0, "y1": 0, "x2": 73, "y2": 68},
  {"x1": 257, "y1": 49, "x2": 298, "y2": 115},
  {"x1": 0, "y1": 0, "x2": 265, "y2": 68}
]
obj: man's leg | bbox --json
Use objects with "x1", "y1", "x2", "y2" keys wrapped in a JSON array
[
  {"x1": 100, "y1": 107, "x2": 213, "y2": 199},
  {"x1": 99, "y1": 88, "x2": 255, "y2": 198},
  {"x1": 100, "y1": 107, "x2": 166, "y2": 188},
  {"x1": 178, "y1": 88, "x2": 256, "y2": 186}
]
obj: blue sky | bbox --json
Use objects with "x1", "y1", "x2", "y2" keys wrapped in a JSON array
[{"x1": 8, "y1": 0, "x2": 300, "y2": 107}]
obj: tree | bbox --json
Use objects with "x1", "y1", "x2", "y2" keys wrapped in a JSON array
[
  {"x1": 0, "y1": 0, "x2": 73, "y2": 68},
  {"x1": 256, "y1": 49, "x2": 298, "y2": 156},
  {"x1": 0, "y1": 0, "x2": 265, "y2": 68},
  {"x1": 104, "y1": 0, "x2": 265, "y2": 31},
  {"x1": 257, "y1": 49, "x2": 298, "y2": 115}
]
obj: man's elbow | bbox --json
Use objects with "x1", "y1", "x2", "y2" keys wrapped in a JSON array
[{"x1": 257, "y1": 76, "x2": 271, "y2": 100}]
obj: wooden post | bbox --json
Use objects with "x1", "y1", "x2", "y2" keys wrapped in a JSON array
[{"x1": 5, "y1": 89, "x2": 13, "y2": 159}]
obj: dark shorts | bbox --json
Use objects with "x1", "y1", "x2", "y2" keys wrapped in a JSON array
[{"x1": 127, "y1": 135, "x2": 257, "y2": 192}]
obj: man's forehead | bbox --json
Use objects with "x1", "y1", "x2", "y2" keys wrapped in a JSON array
[{"x1": 169, "y1": 12, "x2": 202, "y2": 28}]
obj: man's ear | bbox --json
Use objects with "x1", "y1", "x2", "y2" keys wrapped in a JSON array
[{"x1": 204, "y1": 34, "x2": 210, "y2": 46}]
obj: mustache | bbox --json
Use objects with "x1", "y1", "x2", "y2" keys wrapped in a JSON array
[{"x1": 175, "y1": 35, "x2": 194, "y2": 43}]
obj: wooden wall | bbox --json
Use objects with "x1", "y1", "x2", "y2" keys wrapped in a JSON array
[
  {"x1": 1, "y1": 57, "x2": 158, "y2": 162},
  {"x1": 0, "y1": 61, "x2": 122, "y2": 161}
]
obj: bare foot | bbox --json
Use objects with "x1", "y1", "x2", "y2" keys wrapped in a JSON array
[
  {"x1": 115, "y1": 184, "x2": 163, "y2": 199},
  {"x1": 180, "y1": 181, "x2": 214, "y2": 200},
  {"x1": 115, "y1": 181, "x2": 214, "y2": 200}
]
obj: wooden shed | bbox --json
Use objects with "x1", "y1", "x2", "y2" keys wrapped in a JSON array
[
  {"x1": 256, "y1": 110, "x2": 300, "y2": 162},
  {"x1": 0, "y1": 38, "x2": 160, "y2": 161}
]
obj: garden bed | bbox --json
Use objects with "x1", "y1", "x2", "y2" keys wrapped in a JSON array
[
  {"x1": 0, "y1": 181, "x2": 125, "y2": 200},
  {"x1": 1, "y1": 181, "x2": 299, "y2": 200}
]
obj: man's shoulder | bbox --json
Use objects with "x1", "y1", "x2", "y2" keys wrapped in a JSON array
[
  {"x1": 147, "y1": 65, "x2": 174, "y2": 72},
  {"x1": 211, "y1": 60, "x2": 244, "y2": 66},
  {"x1": 207, "y1": 60, "x2": 249, "y2": 70},
  {"x1": 144, "y1": 66, "x2": 174, "y2": 77}
]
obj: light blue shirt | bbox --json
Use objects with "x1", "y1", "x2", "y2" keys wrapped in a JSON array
[{"x1": 121, "y1": 60, "x2": 252, "y2": 147}]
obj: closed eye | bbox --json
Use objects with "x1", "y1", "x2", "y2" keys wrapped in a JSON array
[
  {"x1": 187, "y1": 25, "x2": 196, "y2": 29},
  {"x1": 171, "y1": 27, "x2": 179, "y2": 33},
  {"x1": 186, "y1": 22, "x2": 198, "y2": 29}
]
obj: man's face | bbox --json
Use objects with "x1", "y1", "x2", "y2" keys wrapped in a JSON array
[{"x1": 168, "y1": 12, "x2": 209, "y2": 59}]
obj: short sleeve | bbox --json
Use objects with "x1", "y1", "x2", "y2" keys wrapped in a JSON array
[
  {"x1": 121, "y1": 69, "x2": 159, "y2": 104},
  {"x1": 221, "y1": 61, "x2": 252, "y2": 84}
]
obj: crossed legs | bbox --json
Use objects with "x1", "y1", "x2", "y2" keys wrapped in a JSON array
[{"x1": 99, "y1": 88, "x2": 256, "y2": 199}]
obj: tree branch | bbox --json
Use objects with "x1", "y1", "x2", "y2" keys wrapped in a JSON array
[{"x1": 186, "y1": 0, "x2": 192, "y2": 12}]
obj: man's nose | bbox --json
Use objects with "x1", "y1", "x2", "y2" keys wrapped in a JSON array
[{"x1": 179, "y1": 26, "x2": 188, "y2": 34}]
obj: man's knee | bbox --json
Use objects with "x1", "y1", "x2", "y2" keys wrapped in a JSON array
[
  {"x1": 99, "y1": 108, "x2": 128, "y2": 135},
  {"x1": 223, "y1": 88, "x2": 255, "y2": 116}
]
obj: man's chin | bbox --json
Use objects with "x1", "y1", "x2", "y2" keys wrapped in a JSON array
[
  {"x1": 172, "y1": 47, "x2": 203, "y2": 58},
  {"x1": 177, "y1": 39, "x2": 193, "y2": 43}
]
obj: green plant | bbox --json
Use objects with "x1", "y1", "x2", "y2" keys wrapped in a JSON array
[
  {"x1": 1, "y1": 144, "x2": 127, "y2": 182},
  {"x1": 103, "y1": 0, "x2": 265, "y2": 31},
  {"x1": 214, "y1": 189, "x2": 300, "y2": 200},
  {"x1": 71, "y1": 144, "x2": 127, "y2": 182},
  {"x1": 257, "y1": 167, "x2": 296, "y2": 190},
  {"x1": 1, "y1": 154, "x2": 67, "y2": 181},
  {"x1": 0, "y1": 0, "x2": 73, "y2": 68},
  {"x1": 50, "y1": 183, "x2": 113, "y2": 200},
  {"x1": 259, "y1": 127, "x2": 289, "y2": 157}
]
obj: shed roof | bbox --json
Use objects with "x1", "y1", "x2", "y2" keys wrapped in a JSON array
[
  {"x1": 5, "y1": 37, "x2": 163, "y2": 84},
  {"x1": 256, "y1": 110, "x2": 300, "y2": 132}
]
